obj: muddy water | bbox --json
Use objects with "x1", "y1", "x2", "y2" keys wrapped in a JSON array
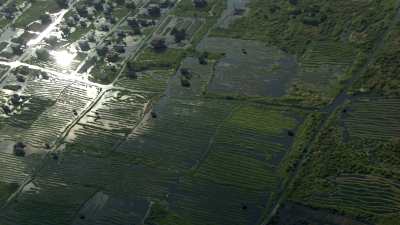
[{"x1": 197, "y1": 37, "x2": 298, "y2": 97}]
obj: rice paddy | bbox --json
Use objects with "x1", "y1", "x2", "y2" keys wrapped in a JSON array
[{"x1": 0, "y1": 0, "x2": 399, "y2": 225}]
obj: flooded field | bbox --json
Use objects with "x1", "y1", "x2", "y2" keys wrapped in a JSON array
[
  {"x1": 0, "y1": 0, "x2": 399, "y2": 225},
  {"x1": 198, "y1": 37, "x2": 297, "y2": 97}
]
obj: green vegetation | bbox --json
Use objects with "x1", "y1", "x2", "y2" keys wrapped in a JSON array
[
  {"x1": 1, "y1": 0, "x2": 400, "y2": 224},
  {"x1": 68, "y1": 24, "x2": 94, "y2": 42},
  {"x1": 343, "y1": 98, "x2": 400, "y2": 140},
  {"x1": 90, "y1": 62, "x2": 121, "y2": 84},
  {"x1": 279, "y1": 112, "x2": 323, "y2": 177},
  {"x1": 352, "y1": 23, "x2": 400, "y2": 96},
  {"x1": 15, "y1": 0, "x2": 61, "y2": 28},
  {"x1": 145, "y1": 203, "x2": 191, "y2": 225},
  {"x1": 288, "y1": 101, "x2": 400, "y2": 224},
  {"x1": 65, "y1": 89, "x2": 148, "y2": 156},
  {"x1": 117, "y1": 69, "x2": 176, "y2": 94},
  {"x1": 0, "y1": 182, "x2": 18, "y2": 205},
  {"x1": 211, "y1": 0, "x2": 398, "y2": 54},
  {"x1": 132, "y1": 48, "x2": 187, "y2": 71},
  {"x1": 174, "y1": 0, "x2": 221, "y2": 17},
  {"x1": 227, "y1": 105, "x2": 296, "y2": 135}
]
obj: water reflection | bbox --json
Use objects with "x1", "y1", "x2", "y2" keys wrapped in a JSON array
[{"x1": 52, "y1": 50, "x2": 75, "y2": 66}]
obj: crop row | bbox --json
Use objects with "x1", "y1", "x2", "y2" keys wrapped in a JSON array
[
  {"x1": 65, "y1": 90, "x2": 148, "y2": 155},
  {"x1": 301, "y1": 41, "x2": 354, "y2": 69},
  {"x1": 343, "y1": 97, "x2": 400, "y2": 141},
  {"x1": 22, "y1": 82, "x2": 99, "y2": 148},
  {"x1": 170, "y1": 175, "x2": 266, "y2": 225},
  {"x1": 0, "y1": 176, "x2": 96, "y2": 225},
  {"x1": 116, "y1": 98, "x2": 237, "y2": 171},
  {"x1": 309, "y1": 174, "x2": 400, "y2": 215},
  {"x1": 195, "y1": 104, "x2": 298, "y2": 191},
  {"x1": 0, "y1": 152, "x2": 33, "y2": 184},
  {"x1": 116, "y1": 69, "x2": 175, "y2": 94}
]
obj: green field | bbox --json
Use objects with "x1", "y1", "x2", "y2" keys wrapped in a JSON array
[{"x1": 1, "y1": 0, "x2": 400, "y2": 225}]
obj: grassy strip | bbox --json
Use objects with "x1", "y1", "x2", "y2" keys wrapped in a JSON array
[
  {"x1": 145, "y1": 202, "x2": 191, "y2": 225},
  {"x1": 15, "y1": 0, "x2": 61, "y2": 28}
]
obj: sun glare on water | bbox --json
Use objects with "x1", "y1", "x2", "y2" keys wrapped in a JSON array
[{"x1": 52, "y1": 50, "x2": 75, "y2": 66}]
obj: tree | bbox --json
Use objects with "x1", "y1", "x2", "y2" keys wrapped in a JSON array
[
  {"x1": 36, "y1": 48, "x2": 50, "y2": 60},
  {"x1": 2, "y1": 105, "x2": 11, "y2": 114},
  {"x1": 126, "y1": 62, "x2": 137, "y2": 79},
  {"x1": 60, "y1": 25, "x2": 70, "y2": 37},
  {"x1": 79, "y1": 40, "x2": 90, "y2": 51},
  {"x1": 180, "y1": 68, "x2": 191, "y2": 79},
  {"x1": 171, "y1": 27, "x2": 186, "y2": 43},
  {"x1": 126, "y1": 0, "x2": 136, "y2": 10},
  {"x1": 96, "y1": 45, "x2": 108, "y2": 57},
  {"x1": 93, "y1": 0, "x2": 103, "y2": 11},
  {"x1": 13, "y1": 142, "x2": 26, "y2": 157},
  {"x1": 193, "y1": 0, "x2": 207, "y2": 8},
  {"x1": 148, "y1": 4, "x2": 161, "y2": 17},
  {"x1": 11, "y1": 43, "x2": 23, "y2": 55},
  {"x1": 116, "y1": 0, "x2": 125, "y2": 5},
  {"x1": 76, "y1": 4, "x2": 89, "y2": 17},
  {"x1": 56, "y1": 0, "x2": 69, "y2": 8},
  {"x1": 107, "y1": 52, "x2": 120, "y2": 63},
  {"x1": 127, "y1": 17, "x2": 139, "y2": 28},
  {"x1": 40, "y1": 14, "x2": 51, "y2": 24},
  {"x1": 198, "y1": 51, "x2": 208, "y2": 65},
  {"x1": 180, "y1": 77, "x2": 191, "y2": 87},
  {"x1": 10, "y1": 94, "x2": 21, "y2": 105},
  {"x1": 45, "y1": 35, "x2": 58, "y2": 46},
  {"x1": 151, "y1": 37, "x2": 167, "y2": 51}
]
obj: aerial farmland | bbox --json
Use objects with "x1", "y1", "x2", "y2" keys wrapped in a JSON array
[{"x1": 0, "y1": 0, "x2": 399, "y2": 225}]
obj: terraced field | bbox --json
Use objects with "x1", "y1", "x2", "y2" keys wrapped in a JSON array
[
  {"x1": 0, "y1": 68, "x2": 100, "y2": 150},
  {"x1": 0, "y1": 152, "x2": 37, "y2": 184},
  {"x1": 309, "y1": 175, "x2": 400, "y2": 215},
  {"x1": 117, "y1": 98, "x2": 237, "y2": 170},
  {"x1": 342, "y1": 97, "x2": 400, "y2": 141},
  {"x1": 1, "y1": 0, "x2": 400, "y2": 225},
  {"x1": 198, "y1": 105, "x2": 297, "y2": 176},
  {"x1": 289, "y1": 96, "x2": 400, "y2": 224},
  {"x1": 65, "y1": 89, "x2": 148, "y2": 156},
  {"x1": 289, "y1": 41, "x2": 356, "y2": 103},
  {"x1": 116, "y1": 69, "x2": 175, "y2": 94}
]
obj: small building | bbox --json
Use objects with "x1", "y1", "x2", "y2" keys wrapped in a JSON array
[
  {"x1": 79, "y1": 40, "x2": 90, "y2": 51},
  {"x1": 151, "y1": 37, "x2": 166, "y2": 50}
]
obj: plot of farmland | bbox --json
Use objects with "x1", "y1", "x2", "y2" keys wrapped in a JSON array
[
  {"x1": 117, "y1": 98, "x2": 238, "y2": 170},
  {"x1": 0, "y1": 68, "x2": 100, "y2": 150},
  {"x1": 0, "y1": 0, "x2": 399, "y2": 224},
  {"x1": 289, "y1": 41, "x2": 355, "y2": 103},
  {"x1": 168, "y1": 57, "x2": 215, "y2": 98},
  {"x1": 197, "y1": 37, "x2": 298, "y2": 97},
  {"x1": 168, "y1": 104, "x2": 301, "y2": 225},
  {"x1": 198, "y1": 37, "x2": 356, "y2": 105},
  {"x1": 305, "y1": 175, "x2": 400, "y2": 215},
  {"x1": 65, "y1": 89, "x2": 149, "y2": 156},
  {"x1": 342, "y1": 97, "x2": 400, "y2": 141}
]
